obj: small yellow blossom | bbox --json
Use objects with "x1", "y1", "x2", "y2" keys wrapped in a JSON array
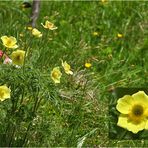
[
  {"x1": 32, "y1": 28, "x2": 42, "y2": 38},
  {"x1": 1, "y1": 36, "x2": 18, "y2": 49},
  {"x1": 51, "y1": 67, "x2": 62, "y2": 83},
  {"x1": 101, "y1": 0, "x2": 108, "y2": 3},
  {"x1": 117, "y1": 33, "x2": 123, "y2": 38},
  {"x1": 116, "y1": 91, "x2": 148, "y2": 134},
  {"x1": 0, "y1": 85, "x2": 11, "y2": 101},
  {"x1": 85, "y1": 62, "x2": 92, "y2": 68},
  {"x1": 11, "y1": 49, "x2": 25, "y2": 66},
  {"x1": 19, "y1": 33, "x2": 24, "y2": 37},
  {"x1": 62, "y1": 60, "x2": 73, "y2": 75},
  {"x1": 92, "y1": 32, "x2": 99, "y2": 36},
  {"x1": 41, "y1": 21, "x2": 57, "y2": 30},
  {"x1": 27, "y1": 26, "x2": 33, "y2": 30}
]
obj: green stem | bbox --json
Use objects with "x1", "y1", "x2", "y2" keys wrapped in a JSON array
[
  {"x1": 22, "y1": 122, "x2": 32, "y2": 146},
  {"x1": 23, "y1": 37, "x2": 32, "y2": 74},
  {"x1": 8, "y1": 124, "x2": 16, "y2": 147},
  {"x1": 22, "y1": 92, "x2": 41, "y2": 146},
  {"x1": 23, "y1": 48, "x2": 28, "y2": 74}
]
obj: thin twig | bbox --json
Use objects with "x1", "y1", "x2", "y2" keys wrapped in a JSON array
[{"x1": 29, "y1": 0, "x2": 40, "y2": 27}]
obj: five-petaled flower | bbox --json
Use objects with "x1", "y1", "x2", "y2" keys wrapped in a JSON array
[
  {"x1": 51, "y1": 67, "x2": 62, "y2": 83},
  {"x1": 116, "y1": 91, "x2": 148, "y2": 134},
  {"x1": 11, "y1": 50, "x2": 25, "y2": 66},
  {"x1": 1, "y1": 36, "x2": 18, "y2": 49},
  {"x1": 32, "y1": 28, "x2": 42, "y2": 38},
  {"x1": 41, "y1": 21, "x2": 57, "y2": 30},
  {"x1": 62, "y1": 60, "x2": 73, "y2": 75},
  {"x1": 0, "y1": 85, "x2": 11, "y2": 101}
]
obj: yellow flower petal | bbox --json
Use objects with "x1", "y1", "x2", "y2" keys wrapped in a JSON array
[
  {"x1": 0, "y1": 85, "x2": 11, "y2": 101},
  {"x1": 9, "y1": 36, "x2": 17, "y2": 44},
  {"x1": 117, "y1": 114, "x2": 146, "y2": 133},
  {"x1": 62, "y1": 60, "x2": 73, "y2": 75},
  {"x1": 126, "y1": 119, "x2": 146, "y2": 133},
  {"x1": 117, "y1": 114, "x2": 128, "y2": 129},
  {"x1": 145, "y1": 120, "x2": 148, "y2": 129},
  {"x1": 132, "y1": 91, "x2": 148, "y2": 105},
  {"x1": 116, "y1": 95, "x2": 134, "y2": 114},
  {"x1": 32, "y1": 28, "x2": 42, "y2": 38},
  {"x1": 1, "y1": 36, "x2": 8, "y2": 44}
]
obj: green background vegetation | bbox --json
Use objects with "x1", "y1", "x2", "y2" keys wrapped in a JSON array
[{"x1": 0, "y1": 0, "x2": 147, "y2": 147}]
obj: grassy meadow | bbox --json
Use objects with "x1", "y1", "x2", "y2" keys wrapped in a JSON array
[{"x1": 0, "y1": 0, "x2": 148, "y2": 147}]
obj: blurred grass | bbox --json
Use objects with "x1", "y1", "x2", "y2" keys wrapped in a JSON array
[{"x1": 0, "y1": 0, "x2": 148, "y2": 147}]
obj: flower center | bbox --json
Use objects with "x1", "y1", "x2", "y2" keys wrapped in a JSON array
[
  {"x1": 16, "y1": 55, "x2": 22, "y2": 61},
  {"x1": 48, "y1": 24, "x2": 53, "y2": 28},
  {"x1": 52, "y1": 71, "x2": 59, "y2": 78},
  {"x1": 47, "y1": 22, "x2": 54, "y2": 28},
  {"x1": 7, "y1": 39, "x2": 12, "y2": 46},
  {"x1": 132, "y1": 105, "x2": 144, "y2": 116},
  {"x1": 129, "y1": 104, "x2": 145, "y2": 123}
]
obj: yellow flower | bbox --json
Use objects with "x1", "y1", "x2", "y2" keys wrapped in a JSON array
[
  {"x1": 117, "y1": 33, "x2": 123, "y2": 38},
  {"x1": 19, "y1": 33, "x2": 24, "y2": 37},
  {"x1": 1, "y1": 36, "x2": 18, "y2": 49},
  {"x1": 92, "y1": 32, "x2": 99, "y2": 36},
  {"x1": 51, "y1": 67, "x2": 62, "y2": 83},
  {"x1": 11, "y1": 50, "x2": 25, "y2": 66},
  {"x1": 116, "y1": 91, "x2": 148, "y2": 134},
  {"x1": 0, "y1": 85, "x2": 11, "y2": 101},
  {"x1": 101, "y1": 0, "x2": 108, "y2": 3},
  {"x1": 32, "y1": 28, "x2": 42, "y2": 38},
  {"x1": 62, "y1": 60, "x2": 73, "y2": 75},
  {"x1": 85, "y1": 62, "x2": 91, "y2": 68},
  {"x1": 41, "y1": 21, "x2": 57, "y2": 30},
  {"x1": 27, "y1": 26, "x2": 33, "y2": 30}
]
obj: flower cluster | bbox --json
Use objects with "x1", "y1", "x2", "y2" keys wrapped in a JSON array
[
  {"x1": 51, "y1": 60, "x2": 73, "y2": 84},
  {"x1": 0, "y1": 36, "x2": 25, "y2": 66},
  {"x1": 27, "y1": 20, "x2": 57, "y2": 38}
]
